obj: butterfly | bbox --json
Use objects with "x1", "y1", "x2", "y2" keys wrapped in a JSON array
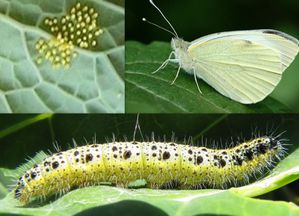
[{"x1": 144, "y1": 0, "x2": 299, "y2": 104}]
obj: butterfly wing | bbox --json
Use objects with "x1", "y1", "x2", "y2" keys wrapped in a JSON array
[{"x1": 187, "y1": 30, "x2": 299, "y2": 104}]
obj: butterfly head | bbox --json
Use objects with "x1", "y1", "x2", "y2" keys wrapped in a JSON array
[{"x1": 171, "y1": 38, "x2": 189, "y2": 52}]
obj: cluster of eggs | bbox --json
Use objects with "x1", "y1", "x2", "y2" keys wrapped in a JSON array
[
  {"x1": 35, "y1": 36, "x2": 75, "y2": 69},
  {"x1": 35, "y1": 2, "x2": 103, "y2": 69}
]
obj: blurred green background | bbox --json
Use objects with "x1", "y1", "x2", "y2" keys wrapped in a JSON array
[{"x1": 126, "y1": 0, "x2": 299, "y2": 112}]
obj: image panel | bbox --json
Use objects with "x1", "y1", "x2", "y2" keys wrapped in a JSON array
[
  {"x1": 0, "y1": 114, "x2": 299, "y2": 215},
  {"x1": 125, "y1": 0, "x2": 299, "y2": 113},
  {"x1": 0, "y1": 0, "x2": 124, "y2": 113}
]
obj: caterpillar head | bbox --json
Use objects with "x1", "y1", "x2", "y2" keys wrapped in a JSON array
[
  {"x1": 14, "y1": 165, "x2": 43, "y2": 205},
  {"x1": 254, "y1": 136, "x2": 285, "y2": 157},
  {"x1": 14, "y1": 176, "x2": 28, "y2": 204}
]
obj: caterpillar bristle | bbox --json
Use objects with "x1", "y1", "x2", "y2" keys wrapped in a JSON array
[{"x1": 72, "y1": 139, "x2": 78, "y2": 148}]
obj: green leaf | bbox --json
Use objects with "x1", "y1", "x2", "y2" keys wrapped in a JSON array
[
  {"x1": 125, "y1": 41, "x2": 291, "y2": 113},
  {"x1": 0, "y1": 0, "x2": 124, "y2": 113}
]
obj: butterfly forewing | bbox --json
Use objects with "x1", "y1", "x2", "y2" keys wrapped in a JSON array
[{"x1": 187, "y1": 30, "x2": 299, "y2": 103}]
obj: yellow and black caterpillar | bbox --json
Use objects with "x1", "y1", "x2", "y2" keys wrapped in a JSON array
[{"x1": 14, "y1": 135, "x2": 286, "y2": 205}]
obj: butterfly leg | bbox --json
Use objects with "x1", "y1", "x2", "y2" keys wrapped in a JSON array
[
  {"x1": 170, "y1": 64, "x2": 181, "y2": 85},
  {"x1": 152, "y1": 51, "x2": 175, "y2": 74},
  {"x1": 193, "y1": 69, "x2": 202, "y2": 94}
]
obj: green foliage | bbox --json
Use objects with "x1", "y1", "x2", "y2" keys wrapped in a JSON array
[
  {"x1": 0, "y1": 0, "x2": 124, "y2": 113},
  {"x1": 0, "y1": 114, "x2": 298, "y2": 215},
  {"x1": 125, "y1": 41, "x2": 292, "y2": 113}
]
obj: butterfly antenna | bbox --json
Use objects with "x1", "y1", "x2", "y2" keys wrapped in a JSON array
[
  {"x1": 143, "y1": 0, "x2": 178, "y2": 38},
  {"x1": 142, "y1": 18, "x2": 177, "y2": 38}
]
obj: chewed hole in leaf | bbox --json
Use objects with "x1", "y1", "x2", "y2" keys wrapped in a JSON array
[{"x1": 35, "y1": 2, "x2": 104, "y2": 69}]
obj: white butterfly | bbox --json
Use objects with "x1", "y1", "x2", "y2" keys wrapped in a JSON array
[{"x1": 144, "y1": 0, "x2": 299, "y2": 104}]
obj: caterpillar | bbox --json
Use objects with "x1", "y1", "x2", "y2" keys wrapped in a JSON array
[{"x1": 14, "y1": 134, "x2": 287, "y2": 205}]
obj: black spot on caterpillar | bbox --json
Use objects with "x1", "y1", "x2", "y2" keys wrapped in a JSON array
[{"x1": 14, "y1": 135, "x2": 287, "y2": 205}]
